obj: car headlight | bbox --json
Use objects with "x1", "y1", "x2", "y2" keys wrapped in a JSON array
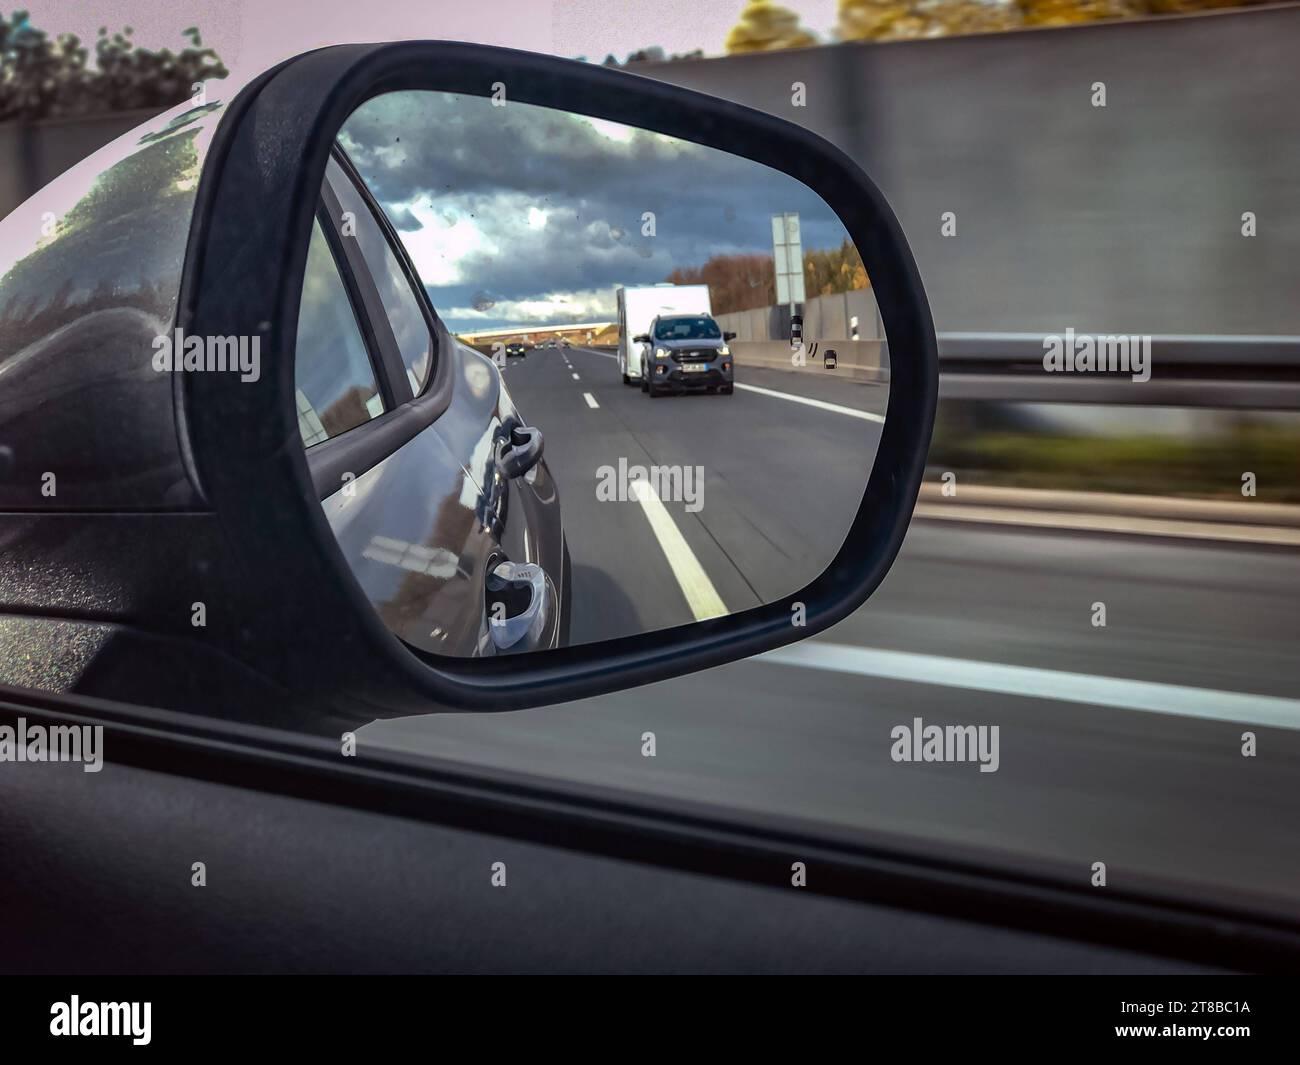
[
  {"x1": 655, "y1": 347, "x2": 670, "y2": 359},
  {"x1": 718, "y1": 345, "x2": 730, "y2": 356}
]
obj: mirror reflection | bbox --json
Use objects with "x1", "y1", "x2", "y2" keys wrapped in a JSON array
[{"x1": 297, "y1": 90, "x2": 887, "y2": 656}]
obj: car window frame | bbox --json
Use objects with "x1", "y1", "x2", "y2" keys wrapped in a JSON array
[
  {"x1": 302, "y1": 145, "x2": 456, "y2": 500},
  {"x1": 328, "y1": 145, "x2": 439, "y2": 399},
  {"x1": 295, "y1": 207, "x2": 392, "y2": 446}
]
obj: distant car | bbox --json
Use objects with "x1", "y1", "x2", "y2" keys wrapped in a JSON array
[
  {"x1": 504, "y1": 341, "x2": 528, "y2": 358},
  {"x1": 636, "y1": 313, "x2": 735, "y2": 397}
]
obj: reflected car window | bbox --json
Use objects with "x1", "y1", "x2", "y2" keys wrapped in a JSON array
[
  {"x1": 654, "y1": 316, "x2": 722, "y2": 340},
  {"x1": 324, "y1": 158, "x2": 433, "y2": 396},
  {"x1": 295, "y1": 218, "x2": 384, "y2": 446}
]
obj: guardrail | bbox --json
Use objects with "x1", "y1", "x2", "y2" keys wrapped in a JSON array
[{"x1": 933, "y1": 334, "x2": 1300, "y2": 409}]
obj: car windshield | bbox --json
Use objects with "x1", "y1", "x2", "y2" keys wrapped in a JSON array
[{"x1": 654, "y1": 316, "x2": 721, "y2": 340}]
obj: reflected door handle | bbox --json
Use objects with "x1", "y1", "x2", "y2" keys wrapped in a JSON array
[
  {"x1": 498, "y1": 425, "x2": 544, "y2": 479},
  {"x1": 486, "y1": 559, "x2": 554, "y2": 653}
]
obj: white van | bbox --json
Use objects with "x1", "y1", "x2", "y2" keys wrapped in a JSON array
[{"x1": 616, "y1": 283, "x2": 712, "y2": 384}]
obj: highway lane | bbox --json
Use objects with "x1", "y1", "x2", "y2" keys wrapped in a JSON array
[
  {"x1": 497, "y1": 343, "x2": 886, "y2": 645},
  {"x1": 360, "y1": 344, "x2": 1300, "y2": 925}
]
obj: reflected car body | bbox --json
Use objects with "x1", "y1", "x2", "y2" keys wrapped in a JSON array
[
  {"x1": 310, "y1": 149, "x2": 567, "y2": 657},
  {"x1": 0, "y1": 93, "x2": 567, "y2": 719}
]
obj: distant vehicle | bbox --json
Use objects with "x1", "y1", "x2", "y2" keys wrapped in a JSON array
[
  {"x1": 505, "y1": 341, "x2": 528, "y2": 357},
  {"x1": 616, "y1": 283, "x2": 711, "y2": 385},
  {"x1": 635, "y1": 313, "x2": 736, "y2": 398}
]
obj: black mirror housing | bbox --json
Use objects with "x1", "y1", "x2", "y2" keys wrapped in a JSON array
[{"x1": 177, "y1": 41, "x2": 936, "y2": 723}]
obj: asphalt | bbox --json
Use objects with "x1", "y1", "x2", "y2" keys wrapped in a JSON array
[
  {"x1": 491, "y1": 343, "x2": 887, "y2": 642},
  {"x1": 359, "y1": 344, "x2": 1300, "y2": 928}
]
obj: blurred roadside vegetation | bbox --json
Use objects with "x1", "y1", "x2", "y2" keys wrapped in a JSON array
[
  {"x1": 0, "y1": 10, "x2": 227, "y2": 122},
  {"x1": 928, "y1": 403, "x2": 1300, "y2": 502},
  {"x1": 730, "y1": 0, "x2": 1278, "y2": 52},
  {"x1": 603, "y1": 0, "x2": 1281, "y2": 61}
]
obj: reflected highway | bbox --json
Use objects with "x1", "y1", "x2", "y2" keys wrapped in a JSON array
[
  {"x1": 497, "y1": 343, "x2": 887, "y2": 644},
  {"x1": 361, "y1": 343, "x2": 1300, "y2": 926}
]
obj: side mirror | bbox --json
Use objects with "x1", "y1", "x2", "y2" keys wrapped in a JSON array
[
  {"x1": 723, "y1": 331, "x2": 737, "y2": 342},
  {"x1": 50, "y1": 41, "x2": 935, "y2": 725},
  {"x1": 632, "y1": 333, "x2": 651, "y2": 344}
]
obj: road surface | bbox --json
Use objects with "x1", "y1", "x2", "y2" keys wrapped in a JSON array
[{"x1": 360, "y1": 344, "x2": 1300, "y2": 927}]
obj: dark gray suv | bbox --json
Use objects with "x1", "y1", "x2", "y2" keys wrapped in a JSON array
[{"x1": 635, "y1": 314, "x2": 736, "y2": 397}]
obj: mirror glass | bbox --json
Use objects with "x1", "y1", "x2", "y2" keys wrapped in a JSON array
[{"x1": 300, "y1": 89, "x2": 886, "y2": 656}]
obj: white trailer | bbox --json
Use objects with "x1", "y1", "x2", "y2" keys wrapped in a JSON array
[{"x1": 616, "y1": 283, "x2": 712, "y2": 384}]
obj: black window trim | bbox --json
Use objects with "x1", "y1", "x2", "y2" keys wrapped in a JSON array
[
  {"x1": 330, "y1": 141, "x2": 440, "y2": 396},
  {"x1": 318, "y1": 168, "x2": 410, "y2": 411},
  {"x1": 303, "y1": 147, "x2": 456, "y2": 500}
]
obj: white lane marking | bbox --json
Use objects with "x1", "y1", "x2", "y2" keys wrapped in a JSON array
[
  {"x1": 572, "y1": 372, "x2": 580, "y2": 380},
  {"x1": 735, "y1": 382, "x2": 884, "y2": 423},
  {"x1": 629, "y1": 479, "x2": 727, "y2": 622},
  {"x1": 758, "y1": 642, "x2": 1300, "y2": 730},
  {"x1": 582, "y1": 392, "x2": 599, "y2": 409}
]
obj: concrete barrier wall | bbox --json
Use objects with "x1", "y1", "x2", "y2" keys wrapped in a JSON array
[
  {"x1": 715, "y1": 287, "x2": 883, "y2": 344},
  {"x1": 732, "y1": 338, "x2": 887, "y2": 383},
  {"x1": 0, "y1": 109, "x2": 163, "y2": 221},
  {"x1": 637, "y1": 9, "x2": 1300, "y2": 339},
  {"x1": 8, "y1": 11, "x2": 1296, "y2": 342}
]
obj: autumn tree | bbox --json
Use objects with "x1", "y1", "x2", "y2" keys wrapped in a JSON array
[
  {"x1": 804, "y1": 239, "x2": 870, "y2": 298},
  {"x1": 666, "y1": 253, "x2": 775, "y2": 314},
  {"x1": 725, "y1": 1, "x2": 819, "y2": 53},
  {"x1": 666, "y1": 241, "x2": 869, "y2": 315}
]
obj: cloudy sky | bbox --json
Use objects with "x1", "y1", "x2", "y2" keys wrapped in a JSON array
[{"x1": 339, "y1": 91, "x2": 853, "y2": 331}]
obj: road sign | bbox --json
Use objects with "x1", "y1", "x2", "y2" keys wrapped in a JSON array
[{"x1": 771, "y1": 212, "x2": 805, "y2": 307}]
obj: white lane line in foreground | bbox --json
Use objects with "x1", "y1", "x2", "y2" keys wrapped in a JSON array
[
  {"x1": 572, "y1": 373, "x2": 580, "y2": 380},
  {"x1": 735, "y1": 382, "x2": 884, "y2": 423},
  {"x1": 582, "y1": 392, "x2": 599, "y2": 409},
  {"x1": 629, "y1": 479, "x2": 727, "y2": 622},
  {"x1": 758, "y1": 642, "x2": 1300, "y2": 730}
]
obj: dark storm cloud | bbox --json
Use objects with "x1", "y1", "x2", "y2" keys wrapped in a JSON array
[{"x1": 339, "y1": 92, "x2": 855, "y2": 331}]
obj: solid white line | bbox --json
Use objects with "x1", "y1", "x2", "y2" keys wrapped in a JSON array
[
  {"x1": 757, "y1": 642, "x2": 1300, "y2": 730},
  {"x1": 582, "y1": 392, "x2": 599, "y2": 409},
  {"x1": 735, "y1": 382, "x2": 885, "y2": 423},
  {"x1": 629, "y1": 479, "x2": 727, "y2": 622}
]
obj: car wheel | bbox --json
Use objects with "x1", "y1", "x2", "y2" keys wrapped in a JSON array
[
  {"x1": 622, "y1": 372, "x2": 632, "y2": 386},
  {"x1": 720, "y1": 384, "x2": 734, "y2": 394}
]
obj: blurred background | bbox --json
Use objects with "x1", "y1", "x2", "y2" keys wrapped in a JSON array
[{"x1": 4, "y1": 1, "x2": 1300, "y2": 918}]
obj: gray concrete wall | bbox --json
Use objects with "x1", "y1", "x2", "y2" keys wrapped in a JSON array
[
  {"x1": 731, "y1": 338, "x2": 886, "y2": 383},
  {"x1": 715, "y1": 287, "x2": 883, "y2": 344},
  {"x1": 637, "y1": 9, "x2": 1300, "y2": 339},
  {"x1": 0, "y1": 109, "x2": 161, "y2": 221}
]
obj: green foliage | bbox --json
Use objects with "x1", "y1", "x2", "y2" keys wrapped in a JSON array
[
  {"x1": 928, "y1": 416, "x2": 1300, "y2": 501},
  {"x1": 0, "y1": 11, "x2": 227, "y2": 122}
]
